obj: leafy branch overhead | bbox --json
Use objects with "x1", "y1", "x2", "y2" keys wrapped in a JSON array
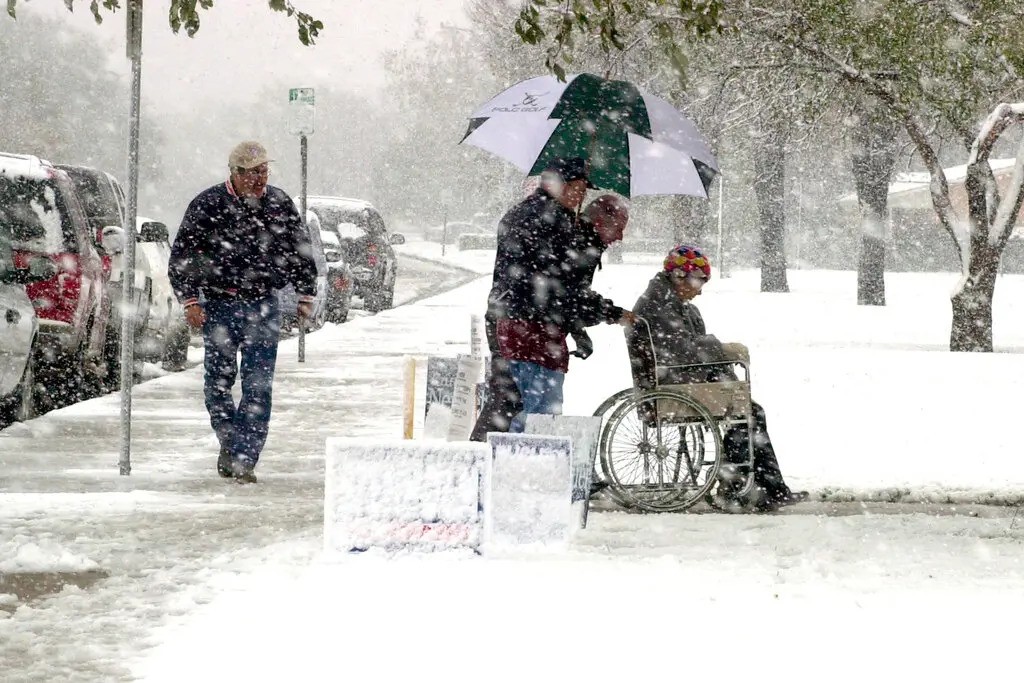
[
  {"x1": 6, "y1": 0, "x2": 323, "y2": 46},
  {"x1": 514, "y1": 0, "x2": 727, "y2": 81}
]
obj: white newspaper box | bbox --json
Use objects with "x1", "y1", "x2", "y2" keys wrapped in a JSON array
[
  {"x1": 324, "y1": 438, "x2": 487, "y2": 554},
  {"x1": 523, "y1": 414, "x2": 602, "y2": 529},
  {"x1": 484, "y1": 433, "x2": 573, "y2": 550}
]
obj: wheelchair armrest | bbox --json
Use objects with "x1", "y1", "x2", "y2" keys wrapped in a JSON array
[
  {"x1": 661, "y1": 359, "x2": 749, "y2": 373},
  {"x1": 720, "y1": 342, "x2": 749, "y2": 363}
]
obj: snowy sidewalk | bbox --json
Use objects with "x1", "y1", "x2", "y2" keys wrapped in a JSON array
[{"x1": 0, "y1": 265, "x2": 488, "y2": 681}]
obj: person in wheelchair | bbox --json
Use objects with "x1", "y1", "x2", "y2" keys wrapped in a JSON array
[{"x1": 625, "y1": 245, "x2": 808, "y2": 512}]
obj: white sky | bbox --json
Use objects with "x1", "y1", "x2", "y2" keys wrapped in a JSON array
[{"x1": 15, "y1": 0, "x2": 469, "y2": 111}]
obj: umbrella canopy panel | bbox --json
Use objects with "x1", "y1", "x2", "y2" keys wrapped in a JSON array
[
  {"x1": 462, "y1": 73, "x2": 719, "y2": 198},
  {"x1": 527, "y1": 74, "x2": 652, "y2": 196}
]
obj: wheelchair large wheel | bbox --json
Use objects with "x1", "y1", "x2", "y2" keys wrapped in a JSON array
[{"x1": 598, "y1": 389, "x2": 724, "y2": 512}]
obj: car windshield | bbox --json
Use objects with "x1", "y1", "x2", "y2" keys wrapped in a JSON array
[
  {"x1": 335, "y1": 221, "x2": 365, "y2": 240},
  {"x1": 312, "y1": 205, "x2": 370, "y2": 238},
  {"x1": 0, "y1": 176, "x2": 66, "y2": 254}
]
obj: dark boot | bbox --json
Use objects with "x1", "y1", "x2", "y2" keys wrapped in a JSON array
[
  {"x1": 754, "y1": 489, "x2": 809, "y2": 512},
  {"x1": 231, "y1": 460, "x2": 258, "y2": 484},
  {"x1": 217, "y1": 446, "x2": 233, "y2": 478}
]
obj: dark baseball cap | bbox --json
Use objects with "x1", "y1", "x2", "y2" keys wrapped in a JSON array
[{"x1": 543, "y1": 156, "x2": 591, "y2": 185}]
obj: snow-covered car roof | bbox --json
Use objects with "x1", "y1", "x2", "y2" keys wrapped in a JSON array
[
  {"x1": 0, "y1": 152, "x2": 55, "y2": 181},
  {"x1": 307, "y1": 195, "x2": 377, "y2": 212}
]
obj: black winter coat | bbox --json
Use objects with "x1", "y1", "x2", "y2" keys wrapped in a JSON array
[
  {"x1": 169, "y1": 181, "x2": 317, "y2": 305},
  {"x1": 487, "y1": 189, "x2": 621, "y2": 333},
  {"x1": 626, "y1": 271, "x2": 727, "y2": 387}
]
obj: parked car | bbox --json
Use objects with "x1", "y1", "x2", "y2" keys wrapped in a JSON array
[
  {"x1": 101, "y1": 217, "x2": 190, "y2": 372},
  {"x1": 279, "y1": 210, "x2": 328, "y2": 334},
  {"x1": 320, "y1": 227, "x2": 354, "y2": 324},
  {"x1": 0, "y1": 221, "x2": 57, "y2": 423},
  {"x1": 57, "y1": 163, "x2": 189, "y2": 377},
  {"x1": 307, "y1": 196, "x2": 405, "y2": 313},
  {"x1": 1, "y1": 152, "x2": 110, "y2": 405}
]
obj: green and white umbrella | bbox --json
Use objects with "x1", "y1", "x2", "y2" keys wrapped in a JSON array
[{"x1": 461, "y1": 73, "x2": 718, "y2": 199}]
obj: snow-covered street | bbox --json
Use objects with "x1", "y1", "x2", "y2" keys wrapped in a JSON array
[{"x1": 3, "y1": 248, "x2": 1024, "y2": 681}]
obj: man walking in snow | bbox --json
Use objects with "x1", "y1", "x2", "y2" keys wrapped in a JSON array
[{"x1": 169, "y1": 141, "x2": 317, "y2": 483}]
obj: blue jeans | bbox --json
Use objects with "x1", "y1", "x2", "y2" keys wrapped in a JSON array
[
  {"x1": 202, "y1": 296, "x2": 281, "y2": 467},
  {"x1": 508, "y1": 360, "x2": 565, "y2": 433}
]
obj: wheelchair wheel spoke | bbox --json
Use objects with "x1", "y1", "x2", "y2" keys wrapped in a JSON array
[{"x1": 599, "y1": 390, "x2": 725, "y2": 512}]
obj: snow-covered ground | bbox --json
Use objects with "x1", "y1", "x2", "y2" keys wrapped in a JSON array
[{"x1": 3, "y1": 251, "x2": 1024, "y2": 681}]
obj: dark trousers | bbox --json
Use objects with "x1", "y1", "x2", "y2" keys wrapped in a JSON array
[
  {"x1": 202, "y1": 296, "x2": 281, "y2": 467},
  {"x1": 469, "y1": 311, "x2": 522, "y2": 442},
  {"x1": 723, "y1": 401, "x2": 791, "y2": 500}
]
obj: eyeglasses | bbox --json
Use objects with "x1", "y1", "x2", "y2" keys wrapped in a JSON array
[{"x1": 235, "y1": 165, "x2": 269, "y2": 177}]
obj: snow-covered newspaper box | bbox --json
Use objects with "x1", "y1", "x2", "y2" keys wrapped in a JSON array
[
  {"x1": 523, "y1": 414, "x2": 602, "y2": 529},
  {"x1": 324, "y1": 438, "x2": 487, "y2": 553},
  {"x1": 484, "y1": 433, "x2": 573, "y2": 550}
]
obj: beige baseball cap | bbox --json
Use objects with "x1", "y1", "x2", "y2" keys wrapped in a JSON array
[{"x1": 228, "y1": 141, "x2": 273, "y2": 170}]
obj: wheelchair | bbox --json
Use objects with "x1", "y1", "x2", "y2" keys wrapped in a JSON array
[{"x1": 591, "y1": 319, "x2": 758, "y2": 513}]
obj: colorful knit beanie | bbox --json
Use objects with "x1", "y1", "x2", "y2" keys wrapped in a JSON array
[{"x1": 663, "y1": 244, "x2": 711, "y2": 279}]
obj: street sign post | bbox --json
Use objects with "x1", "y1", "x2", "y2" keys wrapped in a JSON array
[{"x1": 290, "y1": 88, "x2": 314, "y2": 362}]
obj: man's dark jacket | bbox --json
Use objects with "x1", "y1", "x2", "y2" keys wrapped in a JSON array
[
  {"x1": 487, "y1": 189, "x2": 622, "y2": 333},
  {"x1": 168, "y1": 181, "x2": 317, "y2": 306}
]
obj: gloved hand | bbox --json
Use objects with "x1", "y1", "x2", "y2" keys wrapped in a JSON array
[{"x1": 570, "y1": 331, "x2": 594, "y2": 360}]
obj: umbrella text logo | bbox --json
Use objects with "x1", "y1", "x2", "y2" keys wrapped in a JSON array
[{"x1": 491, "y1": 91, "x2": 550, "y2": 114}]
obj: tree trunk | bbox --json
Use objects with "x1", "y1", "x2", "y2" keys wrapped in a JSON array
[
  {"x1": 753, "y1": 115, "x2": 788, "y2": 293},
  {"x1": 950, "y1": 248, "x2": 997, "y2": 352},
  {"x1": 850, "y1": 104, "x2": 898, "y2": 306},
  {"x1": 950, "y1": 164, "x2": 999, "y2": 351}
]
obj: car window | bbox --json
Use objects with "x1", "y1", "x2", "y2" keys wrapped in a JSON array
[
  {"x1": 61, "y1": 168, "x2": 121, "y2": 227},
  {"x1": 320, "y1": 230, "x2": 341, "y2": 250},
  {"x1": 0, "y1": 176, "x2": 69, "y2": 254},
  {"x1": 0, "y1": 224, "x2": 13, "y2": 270},
  {"x1": 336, "y1": 221, "x2": 366, "y2": 240}
]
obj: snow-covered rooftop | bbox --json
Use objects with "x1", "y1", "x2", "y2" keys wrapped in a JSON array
[{"x1": 839, "y1": 157, "x2": 1018, "y2": 209}]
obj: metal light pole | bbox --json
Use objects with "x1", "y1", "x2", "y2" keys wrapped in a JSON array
[
  {"x1": 716, "y1": 176, "x2": 725, "y2": 278},
  {"x1": 120, "y1": 0, "x2": 143, "y2": 476},
  {"x1": 298, "y1": 133, "x2": 308, "y2": 362},
  {"x1": 288, "y1": 87, "x2": 314, "y2": 362}
]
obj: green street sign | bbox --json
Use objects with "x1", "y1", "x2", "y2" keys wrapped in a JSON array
[
  {"x1": 288, "y1": 87, "x2": 315, "y2": 135},
  {"x1": 289, "y1": 87, "x2": 315, "y2": 105}
]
